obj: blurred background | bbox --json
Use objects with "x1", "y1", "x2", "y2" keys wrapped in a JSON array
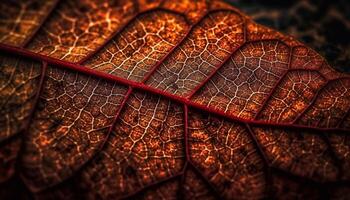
[{"x1": 226, "y1": 0, "x2": 350, "y2": 73}]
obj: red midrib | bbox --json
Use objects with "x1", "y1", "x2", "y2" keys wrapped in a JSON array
[{"x1": 0, "y1": 43, "x2": 348, "y2": 133}]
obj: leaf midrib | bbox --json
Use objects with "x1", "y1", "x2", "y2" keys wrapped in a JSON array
[{"x1": 0, "y1": 43, "x2": 348, "y2": 133}]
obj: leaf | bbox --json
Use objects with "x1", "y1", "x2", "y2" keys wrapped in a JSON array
[{"x1": 0, "y1": 0, "x2": 349, "y2": 199}]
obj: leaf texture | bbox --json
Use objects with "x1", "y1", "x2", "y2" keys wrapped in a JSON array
[{"x1": 0, "y1": 0, "x2": 349, "y2": 199}]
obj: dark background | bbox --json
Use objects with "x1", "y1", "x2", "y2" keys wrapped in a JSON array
[{"x1": 226, "y1": 0, "x2": 350, "y2": 73}]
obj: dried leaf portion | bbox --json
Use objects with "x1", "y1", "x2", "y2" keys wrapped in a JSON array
[
  {"x1": 254, "y1": 127, "x2": 339, "y2": 181},
  {"x1": 298, "y1": 78, "x2": 350, "y2": 128},
  {"x1": 193, "y1": 40, "x2": 290, "y2": 119},
  {"x1": 0, "y1": 54, "x2": 42, "y2": 142},
  {"x1": 246, "y1": 20, "x2": 301, "y2": 46},
  {"x1": 0, "y1": 0, "x2": 57, "y2": 46},
  {"x1": 146, "y1": 11, "x2": 245, "y2": 96},
  {"x1": 257, "y1": 71, "x2": 326, "y2": 123},
  {"x1": 188, "y1": 111, "x2": 266, "y2": 199},
  {"x1": 79, "y1": 92, "x2": 184, "y2": 199},
  {"x1": 136, "y1": 0, "x2": 163, "y2": 11},
  {"x1": 20, "y1": 66, "x2": 128, "y2": 191},
  {"x1": 26, "y1": 0, "x2": 138, "y2": 62},
  {"x1": 161, "y1": 0, "x2": 208, "y2": 23},
  {"x1": 85, "y1": 10, "x2": 190, "y2": 81},
  {"x1": 136, "y1": 0, "x2": 210, "y2": 22},
  {"x1": 290, "y1": 46, "x2": 324, "y2": 70}
]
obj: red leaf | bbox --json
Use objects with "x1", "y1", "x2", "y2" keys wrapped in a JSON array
[{"x1": 0, "y1": 0, "x2": 349, "y2": 199}]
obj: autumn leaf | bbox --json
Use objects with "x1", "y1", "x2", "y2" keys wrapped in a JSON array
[{"x1": 0, "y1": 0, "x2": 349, "y2": 199}]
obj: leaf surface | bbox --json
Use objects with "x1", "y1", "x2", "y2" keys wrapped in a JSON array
[{"x1": 0, "y1": 0, "x2": 349, "y2": 199}]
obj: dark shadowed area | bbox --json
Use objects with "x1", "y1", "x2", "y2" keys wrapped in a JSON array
[{"x1": 226, "y1": 0, "x2": 350, "y2": 72}]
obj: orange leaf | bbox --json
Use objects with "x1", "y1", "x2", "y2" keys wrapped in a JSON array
[{"x1": 0, "y1": 0, "x2": 349, "y2": 199}]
